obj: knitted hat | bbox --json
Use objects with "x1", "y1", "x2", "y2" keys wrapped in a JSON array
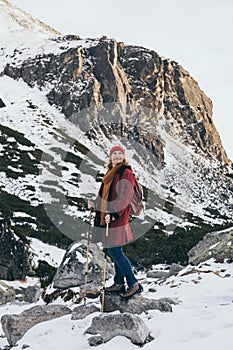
[{"x1": 109, "y1": 145, "x2": 125, "y2": 157}]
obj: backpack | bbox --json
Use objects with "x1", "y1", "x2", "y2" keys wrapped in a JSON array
[
  {"x1": 118, "y1": 166, "x2": 144, "y2": 217},
  {"x1": 130, "y1": 175, "x2": 144, "y2": 216}
]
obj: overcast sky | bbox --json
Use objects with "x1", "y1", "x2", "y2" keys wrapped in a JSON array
[{"x1": 10, "y1": 0, "x2": 233, "y2": 161}]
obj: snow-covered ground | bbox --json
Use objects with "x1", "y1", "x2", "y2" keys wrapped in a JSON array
[
  {"x1": 28, "y1": 237, "x2": 66, "y2": 269},
  {"x1": 0, "y1": 258, "x2": 232, "y2": 350}
]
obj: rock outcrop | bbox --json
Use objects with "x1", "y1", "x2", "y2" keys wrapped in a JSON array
[
  {"x1": 3, "y1": 36, "x2": 230, "y2": 166},
  {"x1": 188, "y1": 227, "x2": 233, "y2": 265}
]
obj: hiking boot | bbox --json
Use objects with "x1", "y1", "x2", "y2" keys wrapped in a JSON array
[
  {"x1": 119, "y1": 282, "x2": 143, "y2": 299},
  {"x1": 105, "y1": 283, "x2": 126, "y2": 294}
]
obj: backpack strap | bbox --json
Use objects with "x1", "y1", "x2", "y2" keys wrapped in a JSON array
[{"x1": 117, "y1": 164, "x2": 132, "y2": 180}]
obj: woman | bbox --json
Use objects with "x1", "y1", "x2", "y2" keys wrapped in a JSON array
[{"x1": 88, "y1": 145, "x2": 143, "y2": 299}]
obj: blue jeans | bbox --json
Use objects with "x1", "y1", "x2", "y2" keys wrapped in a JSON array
[{"x1": 107, "y1": 246, "x2": 138, "y2": 287}]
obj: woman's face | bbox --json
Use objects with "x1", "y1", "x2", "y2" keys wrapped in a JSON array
[{"x1": 111, "y1": 150, "x2": 124, "y2": 166}]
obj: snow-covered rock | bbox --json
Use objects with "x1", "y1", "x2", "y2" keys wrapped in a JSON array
[
  {"x1": 101, "y1": 293, "x2": 178, "y2": 314},
  {"x1": 1, "y1": 304, "x2": 71, "y2": 346},
  {"x1": 85, "y1": 312, "x2": 151, "y2": 346},
  {"x1": 52, "y1": 240, "x2": 114, "y2": 289},
  {"x1": 188, "y1": 226, "x2": 233, "y2": 265}
]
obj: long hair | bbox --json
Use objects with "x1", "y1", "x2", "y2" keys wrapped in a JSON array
[{"x1": 105, "y1": 158, "x2": 130, "y2": 170}]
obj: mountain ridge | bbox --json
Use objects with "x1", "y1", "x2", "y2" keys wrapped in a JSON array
[{"x1": 0, "y1": 0, "x2": 60, "y2": 37}]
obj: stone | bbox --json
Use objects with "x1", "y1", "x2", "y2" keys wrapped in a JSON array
[
  {"x1": 52, "y1": 240, "x2": 113, "y2": 289},
  {"x1": 0, "y1": 278, "x2": 40, "y2": 304},
  {"x1": 71, "y1": 304, "x2": 100, "y2": 320},
  {"x1": 14, "y1": 280, "x2": 41, "y2": 303},
  {"x1": 101, "y1": 293, "x2": 179, "y2": 314},
  {"x1": 146, "y1": 270, "x2": 169, "y2": 279},
  {"x1": 168, "y1": 263, "x2": 184, "y2": 276},
  {"x1": 1, "y1": 304, "x2": 71, "y2": 346},
  {"x1": 0, "y1": 281, "x2": 15, "y2": 304},
  {"x1": 85, "y1": 312, "x2": 151, "y2": 346},
  {"x1": 188, "y1": 227, "x2": 233, "y2": 265}
]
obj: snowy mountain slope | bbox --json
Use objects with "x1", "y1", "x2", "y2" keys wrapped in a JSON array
[
  {"x1": 0, "y1": 0, "x2": 233, "y2": 273},
  {"x1": 0, "y1": 2, "x2": 233, "y2": 349},
  {"x1": 0, "y1": 0, "x2": 59, "y2": 52},
  {"x1": 0, "y1": 0, "x2": 59, "y2": 37},
  {"x1": 0, "y1": 76, "x2": 183, "y2": 233},
  {"x1": 0, "y1": 75, "x2": 104, "y2": 243},
  {"x1": 0, "y1": 0, "x2": 101, "y2": 77},
  {"x1": 29, "y1": 237, "x2": 66, "y2": 269},
  {"x1": 0, "y1": 75, "x2": 232, "y2": 236},
  {"x1": 0, "y1": 258, "x2": 233, "y2": 350},
  {"x1": 0, "y1": 0, "x2": 59, "y2": 71}
]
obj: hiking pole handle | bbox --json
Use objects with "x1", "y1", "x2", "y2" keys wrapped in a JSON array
[{"x1": 106, "y1": 222, "x2": 109, "y2": 237}]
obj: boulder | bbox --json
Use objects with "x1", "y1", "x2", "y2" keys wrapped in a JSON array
[
  {"x1": 1, "y1": 304, "x2": 71, "y2": 346},
  {"x1": 101, "y1": 293, "x2": 179, "y2": 314},
  {"x1": 85, "y1": 312, "x2": 151, "y2": 346},
  {"x1": 188, "y1": 227, "x2": 233, "y2": 265},
  {"x1": 53, "y1": 240, "x2": 113, "y2": 289}
]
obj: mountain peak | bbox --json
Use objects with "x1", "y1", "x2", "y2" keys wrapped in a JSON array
[{"x1": 0, "y1": 0, "x2": 60, "y2": 45}]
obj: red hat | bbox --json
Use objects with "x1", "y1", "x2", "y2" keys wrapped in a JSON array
[{"x1": 109, "y1": 145, "x2": 125, "y2": 157}]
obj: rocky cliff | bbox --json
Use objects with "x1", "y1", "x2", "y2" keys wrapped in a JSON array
[{"x1": 3, "y1": 35, "x2": 230, "y2": 166}]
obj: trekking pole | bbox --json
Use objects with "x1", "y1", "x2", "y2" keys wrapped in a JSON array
[
  {"x1": 101, "y1": 222, "x2": 109, "y2": 313},
  {"x1": 83, "y1": 208, "x2": 92, "y2": 306}
]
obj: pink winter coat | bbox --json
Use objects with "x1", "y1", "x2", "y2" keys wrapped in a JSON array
[{"x1": 92, "y1": 164, "x2": 135, "y2": 247}]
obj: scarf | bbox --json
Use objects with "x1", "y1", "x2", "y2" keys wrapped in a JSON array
[{"x1": 100, "y1": 163, "x2": 123, "y2": 225}]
